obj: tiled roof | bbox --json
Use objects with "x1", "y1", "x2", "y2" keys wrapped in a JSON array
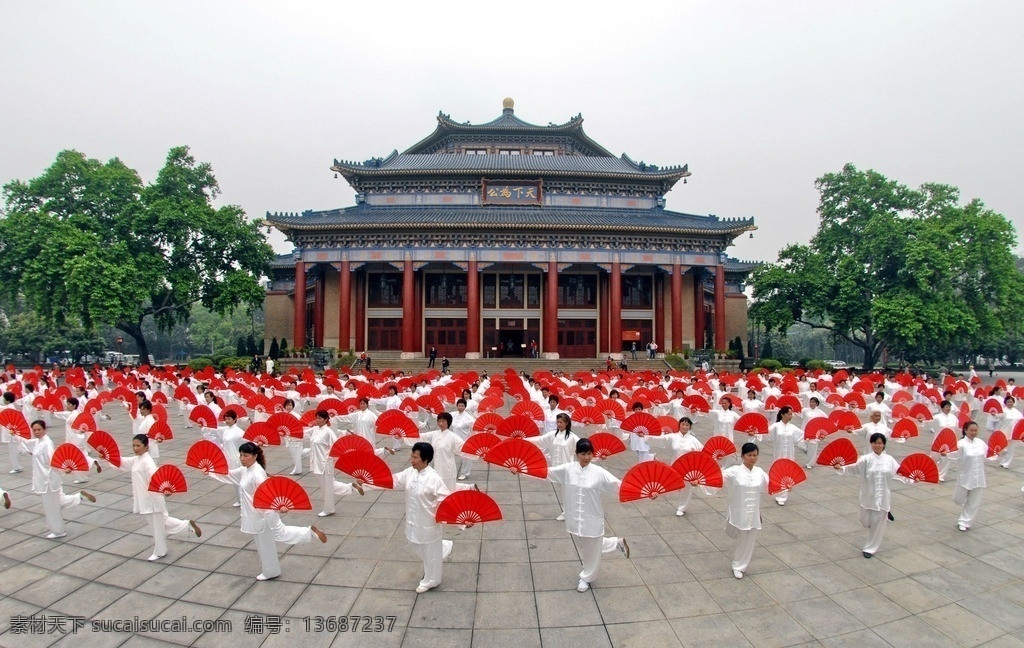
[{"x1": 265, "y1": 205, "x2": 754, "y2": 236}]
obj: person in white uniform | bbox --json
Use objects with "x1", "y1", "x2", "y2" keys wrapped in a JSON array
[
  {"x1": 768, "y1": 406, "x2": 802, "y2": 505},
  {"x1": 546, "y1": 438, "x2": 630, "y2": 592},
  {"x1": 932, "y1": 400, "x2": 959, "y2": 481},
  {"x1": 645, "y1": 416, "x2": 704, "y2": 516},
  {"x1": 19, "y1": 419, "x2": 96, "y2": 538},
  {"x1": 527, "y1": 412, "x2": 581, "y2": 521},
  {"x1": 1, "y1": 392, "x2": 24, "y2": 473},
  {"x1": 305, "y1": 409, "x2": 372, "y2": 517},
  {"x1": 722, "y1": 442, "x2": 769, "y2": 579},
  {"x1": 948, "y1": 421, "x2": 988, "y2": 531},
  {"x1": 997, "y1": 395, "x2": 1023, "y2": 468},
  {"x1": 835, "y1": 432, "x2": 905, "y2": 558}
]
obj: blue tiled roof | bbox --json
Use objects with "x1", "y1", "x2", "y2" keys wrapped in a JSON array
[{"x1": 265, "y1": 205, "x2": 753, "y2": 235}]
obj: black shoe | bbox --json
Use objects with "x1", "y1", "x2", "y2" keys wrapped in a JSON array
[
  {"x1": 887, "y1": 511, "x2": 894, "y2": 522},
  {"x1": 863, "y1": 551, "x2": 873, "y2": 559}
]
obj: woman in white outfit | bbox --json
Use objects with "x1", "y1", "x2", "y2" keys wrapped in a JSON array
[
  {"x1": 109, "y1": 434, "x2": 202, "y2": 560},
  {"x1": 280, "y1": 399, "x2": 306, "y2": 475},
  {"x1": 451, "y1": 398, "x2": 477, "y2": 480},
  {"x1": 19, "y1": 420, "x2": 95, "y2": 538},
  {"x1": 305, "y1": 409, "x2": 372, "y2": 517},
  {"x1": 948, "y1": 421, "x2": 988, "y2": 531},
  {"x1": 546, "y1": 438, "x2": 630, "y2": 593},
  {"x1": 801, "y1": 397, "x2": 828, "y2": 468},
  {"x1": 413, "y1": 412, "x2": 475, "y2": 492},
  {"x1": 722, "y1": 442, "x2": 769, "y2": 579},
  {"x1": 708, "y1": 397, "x2": 741, "y2": 443},
  {"x1": 932, "y1": 400, "x2": 959, "y2": 481},
  {"x1": 997, "y1": 395, "x2": 1023, "y2": 468},
  {"x1": 211, "y1": 442, "x2": 327, "y2": 580},
  {"x1": 836, "y1": 432, "x2": 904, "y2": 558},
  {"x1": 646, "y1": 416, "x2": 704, "y2": 516},
  {"x1": 528, "y1": 413, "x2": 580, "y2": 520},
  {"x1": 768, "y1": 406, "x2": 802, "y2": 505},
  {"x1": 1, "y1": 391, "x2": 24, "y2": 473}
]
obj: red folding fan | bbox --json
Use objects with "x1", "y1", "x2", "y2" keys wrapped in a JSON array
[
  {"x1": 897, "y1": 453, "x2": 939, "y2": 483},
  {"x1": 682, "y1": 395, "x2": 710, "y2": 414},
  {"x1": 816, "y1": 437, "x2": 858, "y2": 467},
  {"x1": 50, "y1": 443, "x2": 89, "y2": 472},
  {"x1": 890, "y1": 404, "x2": 911, "y2": 420},
  {"x1": 148, "y1": 464, "x2": 188, "y2": 495},
  {"x1": 334, "y1": 452, "x2": 394, "y2": 488},
  {"x1": 829, "y1": 409, "x2": 862, "y2": 432},
  {"x1": 416, "y1": 394, "x2": 445, "y2": 415},
  {"x1": 220, "y1": 404, "x2": 247, "y2": 422},
  {"x1": 266, "y1": 412, "x2": 303, "y2": 440},
  {"x1": 87, "y1": 430, "x2": 121, "y2": 467},
  {"x1": 671, "y1": 451, "x2": 724, "y2": 488},
  {"x1": 983, "y1": 398, "x2": 1003, "y2": 415},
  {"x1": 987, "y1": 430, "x2": 1008, "y2": 458},
  {"x1": 734, "y1": 412, "x2": 769, "y2": 437},
  {"x1": 189, "y1": 404, "x2": 217, "y2": 428},
  {"x1": 891, "y1": 419, "x2": 919, "y2": 440},
  {"x1": 621, "y1": 412, "x2": 662, "y2": 436},
  {"x1": 294, "y1": 382, "x2": 319, "y2": 398},
  {"x1": 243, "y1": 422, "x2": 282, "y2": 446},
  {"x1": 476, "y1": 395, "x2": 505, "y2": 414},
  {"x1": 376, "y1": 410, "x2": 419, "y2": 439},
  {"x1": 658, "y1": 416, "x2": 680, "y2": 434},
  {"x1": 844, "y1": 392, "x2": 867, "y2": 410},
  {"x1": 908, "y1": 403, "x2": 932, "y2": 421},
  {"x1": 826, "y1": 393, "x2": 846, "y2": 408},
  {"x1": 315, "y1": 397, "x2": 344, "y2": 418},
  {"x1": 1013, "y1": 419, "x2": 1024, "y2": 442},
  {"x1": 150, "y1": 402, "x2": 169, "y2": 423},
  {"x1": 298, "y1": 410, "x2": 318, "y2": 426},
  {"x1": 931, "y1": 428, "x2": 958, "y2": 454},
  {"x1": 702, "y1": 435, "x2": 737, "y2": 461},
  {"x1": 246, "y1": 393, "x2": 274, "y2": 414},
  {"x1": 146, "y1": 420, "x2": 173, "y2": 442},
  {"x1": 588, "y1": 431, "x2": 626, "y2": 459},
  {"x1": 329, "y1": 434, "x2": 374, "y2": 457},
  {"x1": 777, "y1": 394, "x2": 803, "y2": 413},
  {"x1": 473, "y1": 412, "x2": 504, "y2": 434},
  {"x1": 185, "y1": 439, "x2": 229, "y2": 475},
  {"x1": 0, "y1": 409, "x2": 30, "y2": 439},
  {"x1": 253, "y1": 476, "x2": 313, "y2": 511},
  {"x1": 496, "y1": 414, "x2": 540, "y2": 439},
  {"x1": 460, "y1": 432, "x2": 502, "y2": 459},
  {"x1": 511, "y1": 399, "x2": 545, "y2": 421},
  {"x1": 435, "y1": 490, "x2": 503, "y2": 525},
  {"x1": 483, "y1": 438, "x2": 548, "y2": 478},
  {"x1": 571, "y1": 405, "x2": 606, "y2": 426},
  {"x1": 619, "y1": 460, "x2": 686, "y2": 502},
  {"x1": 151, "y1": 391, "x2": 168, "y2": 405},
  {"x1": 599, "y1": 399, "x2": 626, "y2": 422},
  {"x1": 764, "y1": 395, "x2": 780, "y2": 411},
  {"x1": 803, "y1": 417, "x2": 837, "y2": 441},
  {"x1": 768, "y1": 459, "x2": 806, "y2": 495},
  {"x1": 82, "y1": 398, "x2": 105, "y2": 417},
  {"x1": 70, "y1": 413, "x2": 97, "y2": 434}
]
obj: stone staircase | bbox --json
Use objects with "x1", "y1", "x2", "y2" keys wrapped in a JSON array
[{"x1": 344, "y1": 355, "x2": 675, "y2": 377}]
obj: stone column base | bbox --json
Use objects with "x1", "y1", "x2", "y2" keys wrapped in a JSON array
[{"x1": 542, "y1": 352, "x2": 560, "y2": 360}]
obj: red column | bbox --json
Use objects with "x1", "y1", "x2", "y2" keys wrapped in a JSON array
[
  {"x1": 355, "y1": 273, "x2": 365, "y2": 351},
  {"x1": 610, "y1": 259, "x2": 622, "y2": 355},
  {"x1": 715, "y1": 264, "x2": 727, "y2": 351},
  {"x1": 654, "y1": 274, "x2": 664, "y2": 356},
  {"x1": 671, "y1": 263, "x2": 683, "y2": 353},
  {"x1": 338, "y1": 260, "x2": 351, "y2": 351},
  {"x1": 693, "y1": 269, "x2": 705, "y2": 349},
  {"x1": 403, "y1": 258, "x2": 415, "y2": 353},
  {"x1": 544, "y1": 260, "x2": 558, "y2": 356},
  {"x1": 414, "y1": 274, "x2": 422, "y2": 353},
  {"x1": 598, "y1": 273, "x2": 609, "y2": 354},
  {"x1": 466, "y1": 259, "x2": 480, "y2": 357},
  {"x1": 293, "y1": 260, "x2": 306, "y2": 349},
  {"x1": 313, "y1": 270, "x2": 325, "y2": 347}
]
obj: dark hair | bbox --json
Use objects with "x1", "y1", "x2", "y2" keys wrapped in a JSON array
[
  {"x1": 740, "y1": 442, "x2": 759, "y2": 456},
  {"x1": 456, "y1": 398, "x2": 467, "y2": 407},
  {"x1": 2, "y1": 392, "x2": 14, "y2": 404},
  {"x1": 139, "y1": 400, "x2": 152, "y2": 412},
  {"x1": 631, "y1": 402, "x2": 644, "y2": 411},
  {"x1": 67, "y1": 396, "x2": 79, "y2": 409},
  {"x1": 679, "y1": 416, "x2": 693, "y2": 429},
  {"x1": 939, "y1": 399, "x2": 952, "y2": 409},
  {"x1": 411, "y1": 441, "x2": 434, "y2": 464},
  {"x1": 809, "y1": 397, "x2": 820, "y2": 407},
  {"x1": 555, "y1": 412, "x2": 572, "y2": 438},
  {"x1": 31, "y1": 419, "x2": 46, "y2": 430},
  {"x1": 224, "y1": 410, "x2": 237, "y2": 421},
  {"x1": 575, "y1": 438, "x2": 594, "y2": 454},
  {"x1": 238, "y1": 442, "x2": 266, "y2": 468},
  {"x1": 776, "y1": 406, "x2": 793, "y2": 422},
  {"x1": 437, "y1": 412, "x2": 453, "y2": 427},
  {"x1": 961, "y1": 420, "x2": 977, "y2": 438},
  {"x1": 548, "y1": 394, "x2": 559, "y2": 405},
  {"x1": 315, "y1": 409, "x2": 330, "y2": 421},
  {"x1": 283, "y1": 398, "x2": 295, "y2": 409},
  {"x1": 875, "y1": 391, "x2": 885, "y2": 399},
  {"x1": 133, "y1": 433, "x2": 149, "y2": 447},
  {"x1": 869, "y1": 432, "x2": 887, "y2": 446}
]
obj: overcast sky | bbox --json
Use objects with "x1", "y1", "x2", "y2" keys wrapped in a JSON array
[{"x1": 2, "y1": 1, "x2": 1021, "y2": 263}]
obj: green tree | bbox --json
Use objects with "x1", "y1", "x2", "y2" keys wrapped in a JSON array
[
  {"x1": 0, "y1": 310, "x2": 105, "y2": 362},
  {"x1": 0, "y1": 147, "x2": 274, "y2": 364},
  {"x1": 750, "y1": 164, "x2": 1024, "y2": 369}
]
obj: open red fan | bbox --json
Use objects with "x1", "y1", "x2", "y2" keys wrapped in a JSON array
[
  {"x1": 588, "y1": 431, "x2": 627, "y2": 459},
  {"x1": 657, "y1": 416, "x2": 680, "y2": 434},
  {"x1": 484, "y1": 438, "x2": 548, "y2": 478},
  {"x1": 220, "y1": 404, "x2": 247, "y2": 422},
  {"x1": 763, "y1": 395, "x2": 780, "y2": 411},
  {"x1": 147, "y1": 420, "x2": 173, "y2": 442},
  {"x1": 672, "y1": 451, "x2": 724, "y2": 488},
  {"x1": 1012, "y1": 419, "x2": 1024, "y2": 442},
  {"x1": 571, "y1": 405, "x2": 606, "y2": 426},
  {"x1": 376, "y1": 410, "x2": 420, "y2": 440},
  {"x1": 50, "y1": 443, "x2": 89, "y2": 472},
  {"x1": 416, "y1": 394, "x2": 445, "y2": 415},
  {"x1": 151, "y1": 391, "x2": 168, "y2": 405},
  {"x1": 932, "y1": 428, "x2": 958, "y2": 454},
  {"x1": 329, "y1": 434, "x2": 374, "y2": 457},
  {"x1": 768, "y1": 459, "x2": 806, "y2": 495},
  {"x1": 253, "y1": 476, "x2": 313, "y2": 511},
  {"x1": 82, "y1": 398, "x2": 105, "y2": 417},
  {"x1": 983, "y1": 398, "x2": 1003, "y2": 415},
  {"x1": 470, "y1": 412, "x2": 501, "y2": 434},
  {"x1": 619, "y1": 460, "x2": 686, "y2": 502},
  {"x1": 476, "y1": 395, "x2": 505, "y2": 414},
  {"x1": 148, "y1": 464, "x2": 188, "y2": 495},
  {"x1": 0, "y1": 409, "x2": 30, "y2": 439},
  {"x1": 825, "y1": 393, "x2": 846, "y2": 408},
  {"x1": 817, "y1": 437, "x2": 858, "y2": 467},
  {"x1": 777, "y1": 394, "x2": 803, "y2": 413},
  {"x1": 189, "y1": 405, "x2": 217, "y2": 428},
  {"x1": 246, "y1": 393, "x2": 274, "y2": 414},
  {"x1": 890, "y1": 418, "x2": 918, "y2": 440},
  {"x1": 908, "y1": 403, "x2": 932, "y2": 421},
  {"x1": 620, "y1": 411, "x2": 662, "y2": 436},
  {"x1": 599, "y1": 399, "x2": 626, "y2": 422},
  {"x1": 511, "y1": 399, "x2": 544, "y2": 421},
  {"x1": 87, "y1": 430, "x2": 121, "y2": 467},
  {"x1": 897, "y1": 453, "x2": 939, "y2": 483},
  {"x1": 734, "y1": 412, "x2": 769, "y2": 437},
  {"x1": 150, "y1": 403, "x2": 169, "y2": 423},
  {"x1": 185, "y1": 440, "x2": 229, "y2": 475},
  {"x1": 314, "y1": 397, "x2": 344, "y2": 418},
  {"x1": 682, "y1": 395, "x2": 710, "y2": 414},
  {"x1": 460, "y1": 432, "x2": 502, "y2": 459},
  {"x1": 829, "y1": 409, "x2": 862, "y2": 432},
  {"x1": 435, "y1": 490, "x2": 503, "y2": 525},
  {"x1": 334, "y1": 452, "x2": 394, "y2": 488},
  {"x1": 890, "y1": 404, "x2": 911, "y2": 420},
  {"x1": 803, "y1": 417, "x2": 837, "y2": 441},
  {"x1": 702, "y1": 435, "x2": 737, "y2": 461},
  {"x1": 988, "y1": 430, "x2": 1008, "y2": 458},
  {"x1": 266, "y1": 412, "x2": 303, "y2": 440},
  {"x1": 71, "y1": 413, "x2": 97, "y2": 434},
  {"x1": 496, "y1": 414, "x2": 540, "y2": 438},
  {"x1": 243, "y1": 422, "x2": 281, "y2": 446}
]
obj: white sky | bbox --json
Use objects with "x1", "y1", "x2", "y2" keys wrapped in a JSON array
[{"x1": 2, "y1": 1, "x2": 1021, "y2": 263}]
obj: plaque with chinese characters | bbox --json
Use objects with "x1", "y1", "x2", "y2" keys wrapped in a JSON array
[{"x1": 482, "y1": 179, "x2": 542, "y2": 206}]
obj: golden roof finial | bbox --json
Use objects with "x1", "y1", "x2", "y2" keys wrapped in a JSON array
[{"x1": 502, "y1": 97, "x2": 514, "y2": 112}]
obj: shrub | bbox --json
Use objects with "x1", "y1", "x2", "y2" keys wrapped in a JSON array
[
  {"x1": 187, "y1": 357, "x2": 215, "y2": 371},
  {"x1": 756, "y1": 358, "x2": 783, "y2": 371}
]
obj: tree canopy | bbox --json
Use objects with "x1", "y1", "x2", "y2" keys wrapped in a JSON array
[
  {"x1": 750, "y1": 164, "x2": 1024, "y2": 369},
  {"x1": 0, "y1": 147, "x2": 274, "y2": 364}
]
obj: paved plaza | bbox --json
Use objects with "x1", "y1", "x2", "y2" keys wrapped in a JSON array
[{"x1": 1, "y1": 399, "x2": 1024, "y2": 648}]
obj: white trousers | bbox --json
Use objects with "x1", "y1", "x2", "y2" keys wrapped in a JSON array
[
  {"x1": 575, "y1": 534, "x2": 618, "y2": 583},
  {"x1": 287, "y1": 441, "x2": 303, "y2": 472},
  {"x1": 730, "y1": 526, "x2": 758, "y2": 573},
  {"x1": 936, "y1": 453, "x2": 952, "y2": 481},
  {"x1": 149, "y1": 512, "x2": 190, "y2": 557},
  {"x1": 411, "y1": 538, "x2": 452, "y2": 588},
  {"x1": 676, "y1": 486, "x2": 694, "y2": 514},
  {"x1": 805, "y1": 439, "x2": 820, "y2": 466},
  {"x1": 7, "y1": 441, "x2": 22, "y2": 471},
  {"x1": 458, "y1": 456, "x2": 471, "y2": 478},
  {"x1": 321, "y1": 471, "x2": 355, "y2": 515},
  {"x1": 957, "y1": 487, "x2": 984, "y2": 528},
  {"x1": 1000, "y1": 440, "x2": 1019, "y2": 468},
  {"x1": 250, "y1": 514, "x2": 313, "y2": 579},
  {"x1": 860, "y1": 508, "x2": 887, "y2": 555},
  {"x1": 40, "y1": 489, "x2": 82, "y2": 534}
]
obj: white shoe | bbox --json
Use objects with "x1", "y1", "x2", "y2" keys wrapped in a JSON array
[
  {"x1": 73, "y1": 478, "x2": 88, "y2": 484},
  {"x1": 232, "y1": 502, "x2": 241, "y2": 508},
  {"x1": 46, "y1": 532, "x2": 67, "y2": 539},
  {"x1": 415, "y1": 581, "x2": 439, "y2": 594},
  {"x1": 256, "y1": 573, "x2": 279, "y2": 581},
  {"x1": 8, "y1": 468, "x2": 22, "y2": 474},
  {"x1": 805, "y1": 464, "x2": 814, "y2": 469},
  {"x1": 776, "y1": 498, "x2": 786, "y2": 506},
  {"x1": 576, "y1": 579, "x2": 589, "y2": 592},
  {"x1": 958, "y1": 524, "x2": 968, "y2": 532},
  {"x1": 733, "y1": 569, "x2": 743, "y2": 579},
  {"x1": 617, "y1": 537, "x2": 630, "y2": 558},
  {"x1": 289, "y1": 470, "x2": 302, "y2": 476},
  {"x1": 147, "y1": 553, "x2": 166, "y2": 562},
  {"x1": 458, "y1": 474, "x2": 467, "y2": 481},
  {"x1": 675, "y1": 507, "x2": 685, "y2": 517},
  {"x1": 556, "y1": 513, "x2": 565, "y2": 521},
  {"x1": 442, "y1": 540, "x2": 453, "y2": 561},
  {"x1": 317, "y1": 511, "x2": 333, "y2": 517}
]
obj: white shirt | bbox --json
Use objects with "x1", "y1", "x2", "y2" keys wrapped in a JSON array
[
  {"x1": 119, "y1": 452, "x2": 166, "y2": 515},
  {"x1": 842, "y1": 451, "x2": 901, "y2": 512},
  {"x1": 529, "y1": 430, "x2": 580, "y2": 466},
  {"x1": 413, "y1": 429, "x2": 463, "y2": 490},
  {"x1": 547, "y1": 461, "x2": 621, "y2": 537},
  {"x1": 22, "y1": 434, "x2": 62, "y2": 494},
  {"x1": 393, "y1": 465, "x2": 450, "y2": 544},
  {"x1": 306, "y1": 423, "x2": 338, "y2": 475},
  {"x1": 954, "y1": 437, "x2": 987, "y2": 490},
  {"x1": 722, "y1": 464, "x2": 769, "y2": 530},
  {"x1": 769, "y1": 421, "x2": 802, "y2": 462},
  {"x1": 216, "y1": 463, "x2": 270, "y2": 534},
  {"x1": 646, "y1": 431, "x2": 703, "y2": 460}
]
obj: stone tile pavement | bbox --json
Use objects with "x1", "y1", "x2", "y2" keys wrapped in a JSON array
[{"x1": 1, "y1": 406, "x2": 1023, "y2": 647}]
